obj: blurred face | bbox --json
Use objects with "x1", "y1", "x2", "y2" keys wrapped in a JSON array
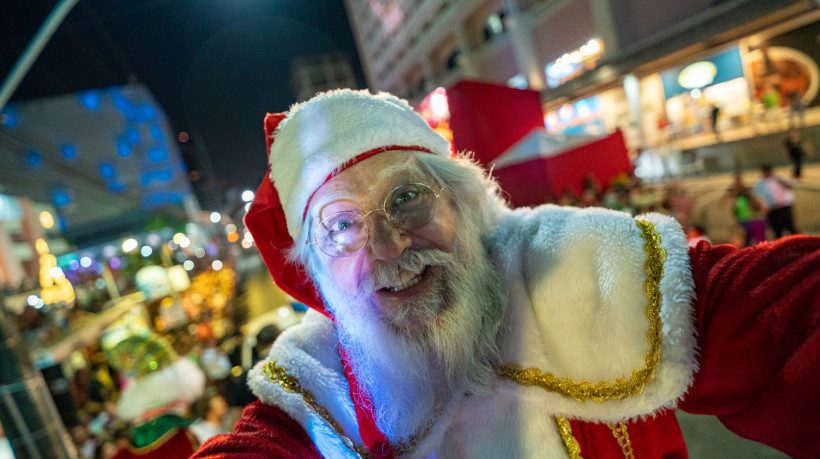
[
  {"x1": 307, "y1": 150, "x2": 459, "y2": 329},
  {"x1": 209, "y1": 395, "x2": 229, "y2": 418}
]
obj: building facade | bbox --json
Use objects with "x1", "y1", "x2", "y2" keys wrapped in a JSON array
[
  {"x1": 291, "y1": 52, "x2": 360, "y2": 102},
  {"x1": 343, "y1": 0, "x2": 819, "y2": 157}
]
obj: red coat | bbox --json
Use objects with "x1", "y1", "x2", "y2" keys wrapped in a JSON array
[{"x1": 194, "y1": 236, "x2": 820, "y2": 458}]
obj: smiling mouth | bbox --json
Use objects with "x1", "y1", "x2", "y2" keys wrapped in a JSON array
[{"x1": 381, "y1": 266, "x2": 429, "y2": 293}]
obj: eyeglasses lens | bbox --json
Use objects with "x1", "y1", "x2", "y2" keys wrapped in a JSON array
[
  {"x1": 316, "y1": 211, "x2": 368, "y2": 257},
  {"x1": 314, "y1": 184, "x2": 439, "y2": 258},
  {"x1": 385, "y1": 184, "x2": 437, "y2": 229}
]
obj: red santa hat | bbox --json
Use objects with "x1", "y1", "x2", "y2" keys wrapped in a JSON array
[{"x1": 244, "y1": 89, "x2": 452, "y2": 316}]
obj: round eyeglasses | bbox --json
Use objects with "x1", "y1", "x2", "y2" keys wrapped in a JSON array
[{"x1": 307, "y1": 183, "x2": 443, "y2": 258}]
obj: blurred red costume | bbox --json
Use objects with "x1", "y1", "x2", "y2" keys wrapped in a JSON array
[{"x1": 111, "y1": 428, "x2": 198, "y2": 459}]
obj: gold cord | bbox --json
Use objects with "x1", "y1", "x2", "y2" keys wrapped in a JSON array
[
  {"x1": 555, "y1": 417, "x2": 583, "y2": 459},
  {"x1": 608, "y1": 421, "x2": 635, "y2": 459},
  {"x1": 263, "y1": 361, "x2": 436, "y2": 458},
  {"x1": 263, "y1": 361, "x2": 375, "y2": 459}
]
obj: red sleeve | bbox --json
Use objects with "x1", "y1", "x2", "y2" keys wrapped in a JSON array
[
  {"x1": 679, "y1": 236, "x2": 820, "y2": 458},
  {"x1": 190, "y1": 400, "x2": 321, "y2": 459}
]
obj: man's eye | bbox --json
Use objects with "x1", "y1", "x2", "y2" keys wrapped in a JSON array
[
  {"x1": 331, "y1": 219, "x2": 355, "y2": 232},
  {"x1": 394, "y1": 190, "x2": 418, "y2": 205}
]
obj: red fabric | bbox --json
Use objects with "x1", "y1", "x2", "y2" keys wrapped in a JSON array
[
  {"x1": 244, "y1": 113, "x2": 326, "y2": 314},
  {"x1": 446, "y1": 80, "x2": 544, "y2": 165},
  {"x1": 572, "y1": 410, "x2": 688, "y2": 459},
  {"x1": 492, "y1": 158, "x2": 552, "y2": 208},
  {"x1": 492, "y1": 130, "x2": 630, "y2": 207},
  {"x1": 680, "y1": 236, "x2": 820, "y2": 458},
  {"x1": 244, "y1": 171, "x2": 326, "y2": 315},
  {"x1": 191, "y1": 401, "x2": 321, "y2": 458},
  {"x1": 111, "y1": 429, "x2": 198, "y2": 459},
  {"x1": 339, "y1": 346, "x2": 394, "y2": 459},
  {"x1": 541, "y1": 129, "x2": 630, "y2": 197}
]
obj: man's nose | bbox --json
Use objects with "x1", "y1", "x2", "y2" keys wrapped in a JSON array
[{"x1": 366, "y1": 213, "x2": 411, "y2": 261}]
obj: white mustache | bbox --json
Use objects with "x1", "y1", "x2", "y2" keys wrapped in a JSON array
[{"x1": 371, "y1": 249, "x2": 453, "y2": 290}]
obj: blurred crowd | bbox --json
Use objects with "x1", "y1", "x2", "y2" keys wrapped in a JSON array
[
  {"x1": 542, "y1": 138, "x2": 811, "y2": 251},
  {"x1": 61, "y1": 317, "x2": 283, "y2": 459}
]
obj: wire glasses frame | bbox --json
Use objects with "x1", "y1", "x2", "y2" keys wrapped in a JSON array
[{"x1": 306, "y1": 182, "x2": 443, "y2": 258}]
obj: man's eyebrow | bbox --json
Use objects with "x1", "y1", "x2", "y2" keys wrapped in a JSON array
[{"x1": 378, "y1": 167, "x2": 426, "y2": 185}]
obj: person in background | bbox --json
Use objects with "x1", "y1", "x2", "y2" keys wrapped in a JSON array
[
  {"x1": 786, "y1": 90, "x2": 806, "y2": 130},
  {"x1": 189, "y1": 395, "x2": 231, "y2": 445},
  {"x1": 724, "y1": 174, "x2": 767, "y2": 247},
  {"x1": 783, "y1": 128, "x2": 814, "y2": 178},
  {"x1": 754, "y1": 165, "x2": 799, "y2": 238}
]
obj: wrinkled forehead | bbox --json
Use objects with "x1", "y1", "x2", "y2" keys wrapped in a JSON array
[{"x1": 307, "y1": 151, "x2": 432, "y2": 216}]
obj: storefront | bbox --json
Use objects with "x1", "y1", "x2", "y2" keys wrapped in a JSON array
[{"x1": 660, "y1": 46, "x2": 750, "y2": 137}]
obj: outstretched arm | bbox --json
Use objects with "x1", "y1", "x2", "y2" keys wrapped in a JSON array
[{"x1": 679, "y1": 236, "x2": 820, "y2": 458}]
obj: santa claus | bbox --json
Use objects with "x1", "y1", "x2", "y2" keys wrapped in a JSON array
[{"x1": 193, "y1": 89, "x2": 820, "y2": 458}]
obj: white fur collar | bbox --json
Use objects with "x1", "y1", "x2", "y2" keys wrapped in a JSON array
[{"x1": 248, "y1": 310, "x2": 363, "y2": 458}]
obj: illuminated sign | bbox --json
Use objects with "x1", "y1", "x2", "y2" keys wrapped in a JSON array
[
  {"x1": 545, "y1": 38, "x2": 604, "y2": 88},
  {"x1": 677, "y1": 61, "x2": 718, "y2": 89}
]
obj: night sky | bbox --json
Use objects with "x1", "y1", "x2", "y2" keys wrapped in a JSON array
[{"x1": 1, "y1": 0, "x2": 366, "y2": 190}]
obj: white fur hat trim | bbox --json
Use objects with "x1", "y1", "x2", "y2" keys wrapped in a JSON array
[{"x1": 268, "y1": 89, "x2": 452, "y2": 239}]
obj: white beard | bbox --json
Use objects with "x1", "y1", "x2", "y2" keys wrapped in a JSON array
[{"x1": 311, "y1": 226, "x2": 506, "y2": 443}]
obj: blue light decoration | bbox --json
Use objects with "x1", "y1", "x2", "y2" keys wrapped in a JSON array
[
  {"x1": 107, "y1": 181, "x2": 126, "y2": 192},
  {"x1": 1, "y1": 105, "x2": 18, "y2": 128},
  {"x1": 126, "y1": 127, "x2": 140, "y2": 144},
  {"x1": 140, "y1": 169, "x2": 175, "y2": 187},
  {"x1": 141, "y1": 191, "x2": 182, "y2": 208},
  {"x1": 53, "y1": 190, "x2": 71, "y2": 208},
  {"x1": 59, "y1": 217, "x2": 67, "y2": 232},
  {"x1": 25, "y1": 150, "x2": 42, "y2": 168},
  {"x1": 99, "y1": 163, "x2": 116, "y2": 179},
  {"x1": 150, "y1": 124, "x2": 164, "y2": 140},
  {"x1": 110, "y1": 89, "x2": 132, "y2": 111},
  {"x1": 117, "y1": 138, "x2": 131, "y2": 158},
  {"x1": 68, "y1": 259, "x2": 80, "y2": 271},
  {"x1": 147, "y1": 147, "x2": 168, "y2": 163},
  {"x1": 111, "y1": 88, "x2": 138, "y2": 121},
  {"x1": 78, "y1": 90, "x2": 101, "y2": 110},
  {"x1": 139, "y1": 104, "x2": 157, "y2": 122},
  {"x1": 61, "y1": 144, "x2": 77, "y2": 160}
]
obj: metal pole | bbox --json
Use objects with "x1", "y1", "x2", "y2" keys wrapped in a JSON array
[{"x1": 0, "y1": 0, "x2": 81, "y2": 112}]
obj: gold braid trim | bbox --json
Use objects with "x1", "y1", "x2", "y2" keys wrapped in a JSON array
[
  {"x1": 263, "y1": 361, "x2": 375, "y2": 459},
  {"x1": 497, "y1": 219, "x2": 667, "y2": 402},
  {"x1": 555, "y1": 417, "x2": 583, "y2": 459},
  {"x1": 608, "y1": 421, "x2": 635, "y2": 459}
]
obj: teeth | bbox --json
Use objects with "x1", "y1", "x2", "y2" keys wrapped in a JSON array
[{"x1": 384, "y1": 268, "x2": 424, "y2": 292}]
